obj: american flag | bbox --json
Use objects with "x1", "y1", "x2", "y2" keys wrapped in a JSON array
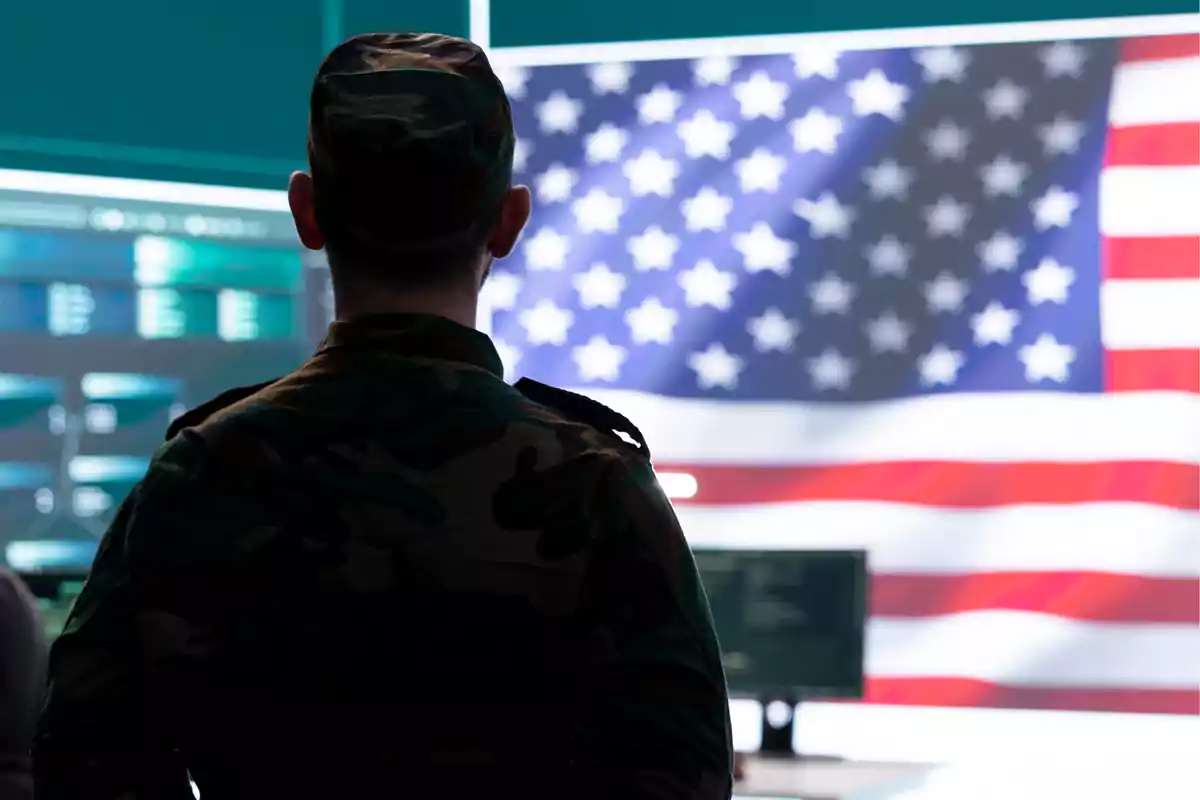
[{"x1": 485, "y1": 34, "x2": 1200, "y2": 716}]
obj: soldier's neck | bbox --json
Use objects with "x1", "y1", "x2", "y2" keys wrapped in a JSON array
[{"x1": 333, "y1": 282, "x2": 480, "y2": 330}]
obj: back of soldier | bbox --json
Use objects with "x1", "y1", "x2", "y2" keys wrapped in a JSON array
[
  {"x1": 152, "y1": 319, "x2": 623, "y2": 795},
  {"x1": 34, "y1": 31, "x2": 733, "y2": 800}
]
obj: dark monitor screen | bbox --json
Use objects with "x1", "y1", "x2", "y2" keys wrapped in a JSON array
[{"x1": 693, "y1": 548, "x2": 867, "y2": 699}]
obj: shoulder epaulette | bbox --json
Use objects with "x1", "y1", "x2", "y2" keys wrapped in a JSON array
[
  {"x1": 164, "y1": 378, "x2": 281, "y2": 441},
  {"x1": 514, "y1": 377, "x2": 650, "y2": 460}
]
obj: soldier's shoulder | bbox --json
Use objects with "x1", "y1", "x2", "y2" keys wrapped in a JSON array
[
  {"x1": 142, "y1": 377, "x2": 307, "y2": 506},
  {"x1": 507, "y1": 377, "x2": 651, "y2": 463},
  {"x1": 164, "y1": 378, "x2": 281, "y2": 441}
]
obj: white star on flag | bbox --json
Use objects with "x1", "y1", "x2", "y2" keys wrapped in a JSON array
[
  {"x1": 978, "y1": 231, "x2": 1024, "y2": 272},
  {"x1": 732, "y1": 223, "x2": 798, "y2": 275},
  {"x1": 693, "y1": 55, "x2": 737, "y2": 86},
  {"x1": 914, "y1": 46, "x2": 970, "y2": 82},
  {"x1": 534, "y1": 164, "x2": 578, "y2": 204},
  {"x1": 809, "y1": 273, "x2": 856, "y2": 315},
  {"x1": 793, "y1": 46, "x2": 841, "y2": 80},
  {"x1": 865, "y1": 312, "x2": 912, "y2": 353},
  {"x1": 681, "y1": 187, "x2": 734, "y2": 232},
  {"x1": 1041, "y1": 41, "x2": 1088, "y2": 78},
  {"x1": 971, "y1": 302, "x2": 1021, "y2": 346},
  {"x1": 572, "y1": 188, "x2": 625, "y2": 234},
  {"x1": 1019, "y1": 334, "x2": 1076, "y2": 383},
  {"x1": 747, "y1": 308, "x2": 800, "y2": 352},
  {"x1": 625, "y1": 297, "x2": 680, "y2": 344},
  {"x1": 587, "y1": 61, "x2": 634, "y2": 94},
  {"x1": 918, "y1": 344, "x2": 966, "y2": 386},
  {"x1": 535, "y1": 91, "x2": 584, "y2": 134},
  {"x1": 925, "y1": 272, "x2": 969, "y2": 314},
  {"x1": 794, "y1": 192, "x2": 856, "y2": 239},
  {"x1": 789, "y1": 108, "x2": 844, "y2": 154},
  {"x1": 522, "y1": 227, "x2": 571, "y2": 271},
  {"x1": 676, "y1": 110, "x2": 737, "y2": 159},
  {"x1": 846, "y1": 69, "x2": 910, "y2": 120},
  {"x1": 1040, "y1": 116, "x2": 1085, "y2": 156},
  {"x1": 808, "y1": 349, "x2": 856, "y2": 391},
  {"x1": 925, "y1": 120, "x2": 971, "y2": 161},
  {"x1": 980, "y1": 154, "x2": 1029, "y2": 197},
  {"x1": 584, "y1": 124, "x2": 629, "y2": 163},
  {"x1": 863, "y1": 159, "x2": 913, "y2": 200},
  {"x1": 984, "y1": 79, "x2": 1030, "y2": 120},
  {"x1": 1032, "y1": 186, "x2": 1079, "y2": 230},
  {"x1": 519, "y1": 299, "x2": 574, "y2": 345},
  {"x1": 924, "y1": 196, "x2": 971, "y2": 238},
  {"x1": 1023, "y1": 258, "x2": 1076, "y2": 305},
  {"x1": 636, "y1": 83, "x2": 685, "y2": 125},
  {"x1": 574, "y1": 263, "x2": 626, "y2": 309},
  {"x1": 732, "y1": 71, "x2": 790, "y2": 120},
  {"x1": 678, "y1": 260, "x2": 737, "y2": 309},
  {"x1": 627, "y1": 226, "x2": 681, "y2": 271},
  {"x1": 688, "y1": 343, "x2": 744, "y2": 390},
  {"x1": 734, "y1": 148, "x2": 788, "y2": 193},
  {"x1": 484, "y1": 271, "x2": 523, "y2": 310},
  {"x1": 865, "y1": 236, "x2": 912, "y2": 277},
  {"x1": 573, "y1": 335, "x2": 628, "y2": 382},
  {"x1": 623, "y1": 150, "x2": 680, "y2": 196}
]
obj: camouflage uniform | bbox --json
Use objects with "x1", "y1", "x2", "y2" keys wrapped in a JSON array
[{"x1": 34, "y1": 33, "x2": 733, "y2": 800}]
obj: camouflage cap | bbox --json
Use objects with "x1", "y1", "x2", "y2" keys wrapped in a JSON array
[{"x1": 307, "y1": 33, "x2": 515, "y2": 257}]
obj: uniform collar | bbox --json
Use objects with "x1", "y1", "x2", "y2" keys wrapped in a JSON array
[{"x1": 316, "y1": 313, "x2": 504, "y2": 379}]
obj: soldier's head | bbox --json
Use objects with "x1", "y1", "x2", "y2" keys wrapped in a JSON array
[{"x1": 288, "y1": 33, "x2": 530, "y2": 314}]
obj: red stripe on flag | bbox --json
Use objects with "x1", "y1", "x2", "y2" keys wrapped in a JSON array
[
  {"x1": 871, "y1": 573, "x2": 1200, "y2": 623},
  {"x1": 1120, "y1": 34, "x2": 1200, "y2": 63},
  {"x1": 860, "y1": 678, "x2": 1200, "y2": 715},
  {"x1": 1106, "y1": 349, "x2": 1200, "y2": 393},
  {"x1": 1104, "y1": 123, "x2": 1200, "y2": 167},
  {"x1": 1104, "y1": 236, "x2": 1200, "y2": 279},
  {"x1": 661, "y1": 461, "x2": 1200, "y2": 509}
]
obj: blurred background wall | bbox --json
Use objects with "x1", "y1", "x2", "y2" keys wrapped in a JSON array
[{"x1": 0, "y1": 0, "x2": 1190, "y2": 189}]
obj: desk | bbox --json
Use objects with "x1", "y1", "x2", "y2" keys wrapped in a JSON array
[{"x1": 734, "y1": 757, "x2": 935, "y2": 799}]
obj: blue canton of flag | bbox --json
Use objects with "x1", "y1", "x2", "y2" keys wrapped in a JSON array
[{"x1": 486, "y1": 40, "x2": 1119, "y2": 402}]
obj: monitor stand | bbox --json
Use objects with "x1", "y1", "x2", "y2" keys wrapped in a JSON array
[{"x1": 757, "y1": 694, "x2": 845, "y2": 762}]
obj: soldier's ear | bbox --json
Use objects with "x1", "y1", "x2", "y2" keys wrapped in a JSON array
[
  {"x1": 287, "y1": 171, "x2": 326, "y2": 252},
  {"x1": 487, "y1": 185, "x2": 531, "y2": 259}
]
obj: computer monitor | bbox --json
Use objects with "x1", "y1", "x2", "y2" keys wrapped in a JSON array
[
  {"x1": 0, "y1": 168, "x2": 333, "y2": 571},
  {"x1": 694, "y1": 548, "x2": 867, "y2": 758},
  {"x1": 693, "y1": 548, "x2": 868, "y2": 699}
]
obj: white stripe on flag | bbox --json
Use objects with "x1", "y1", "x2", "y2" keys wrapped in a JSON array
[
  {"x1": 867, "y1": 612, "x2": 1200, "y2": 688},
  {"x1": 572, "y1": 389, "x2": 1200, "y2": 464},
  {"x1": 1100, "y1": 166, "x2": 1200, "y2": 237},
  {"x1": 791, "y1": 703, "x2": 1200, "y2": 765},
  {"x1": 677, "y1": 501, "x2": 1200, "y2": 577},
  {"x1": 1108, "y1": 55, "x2": 1200, "y2": 127},
  {"x1": 1101, "y1": 279, "x2": 1200, "y2": 349}
]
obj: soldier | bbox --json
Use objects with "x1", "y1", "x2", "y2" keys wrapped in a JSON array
[{"x1": 34, "y1": 33, "x2": 733, "y2": 799}]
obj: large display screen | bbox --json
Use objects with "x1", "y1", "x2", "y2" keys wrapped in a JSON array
[{"x1": 0, "y1": 172, "x2": 332, "y2": 568}]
